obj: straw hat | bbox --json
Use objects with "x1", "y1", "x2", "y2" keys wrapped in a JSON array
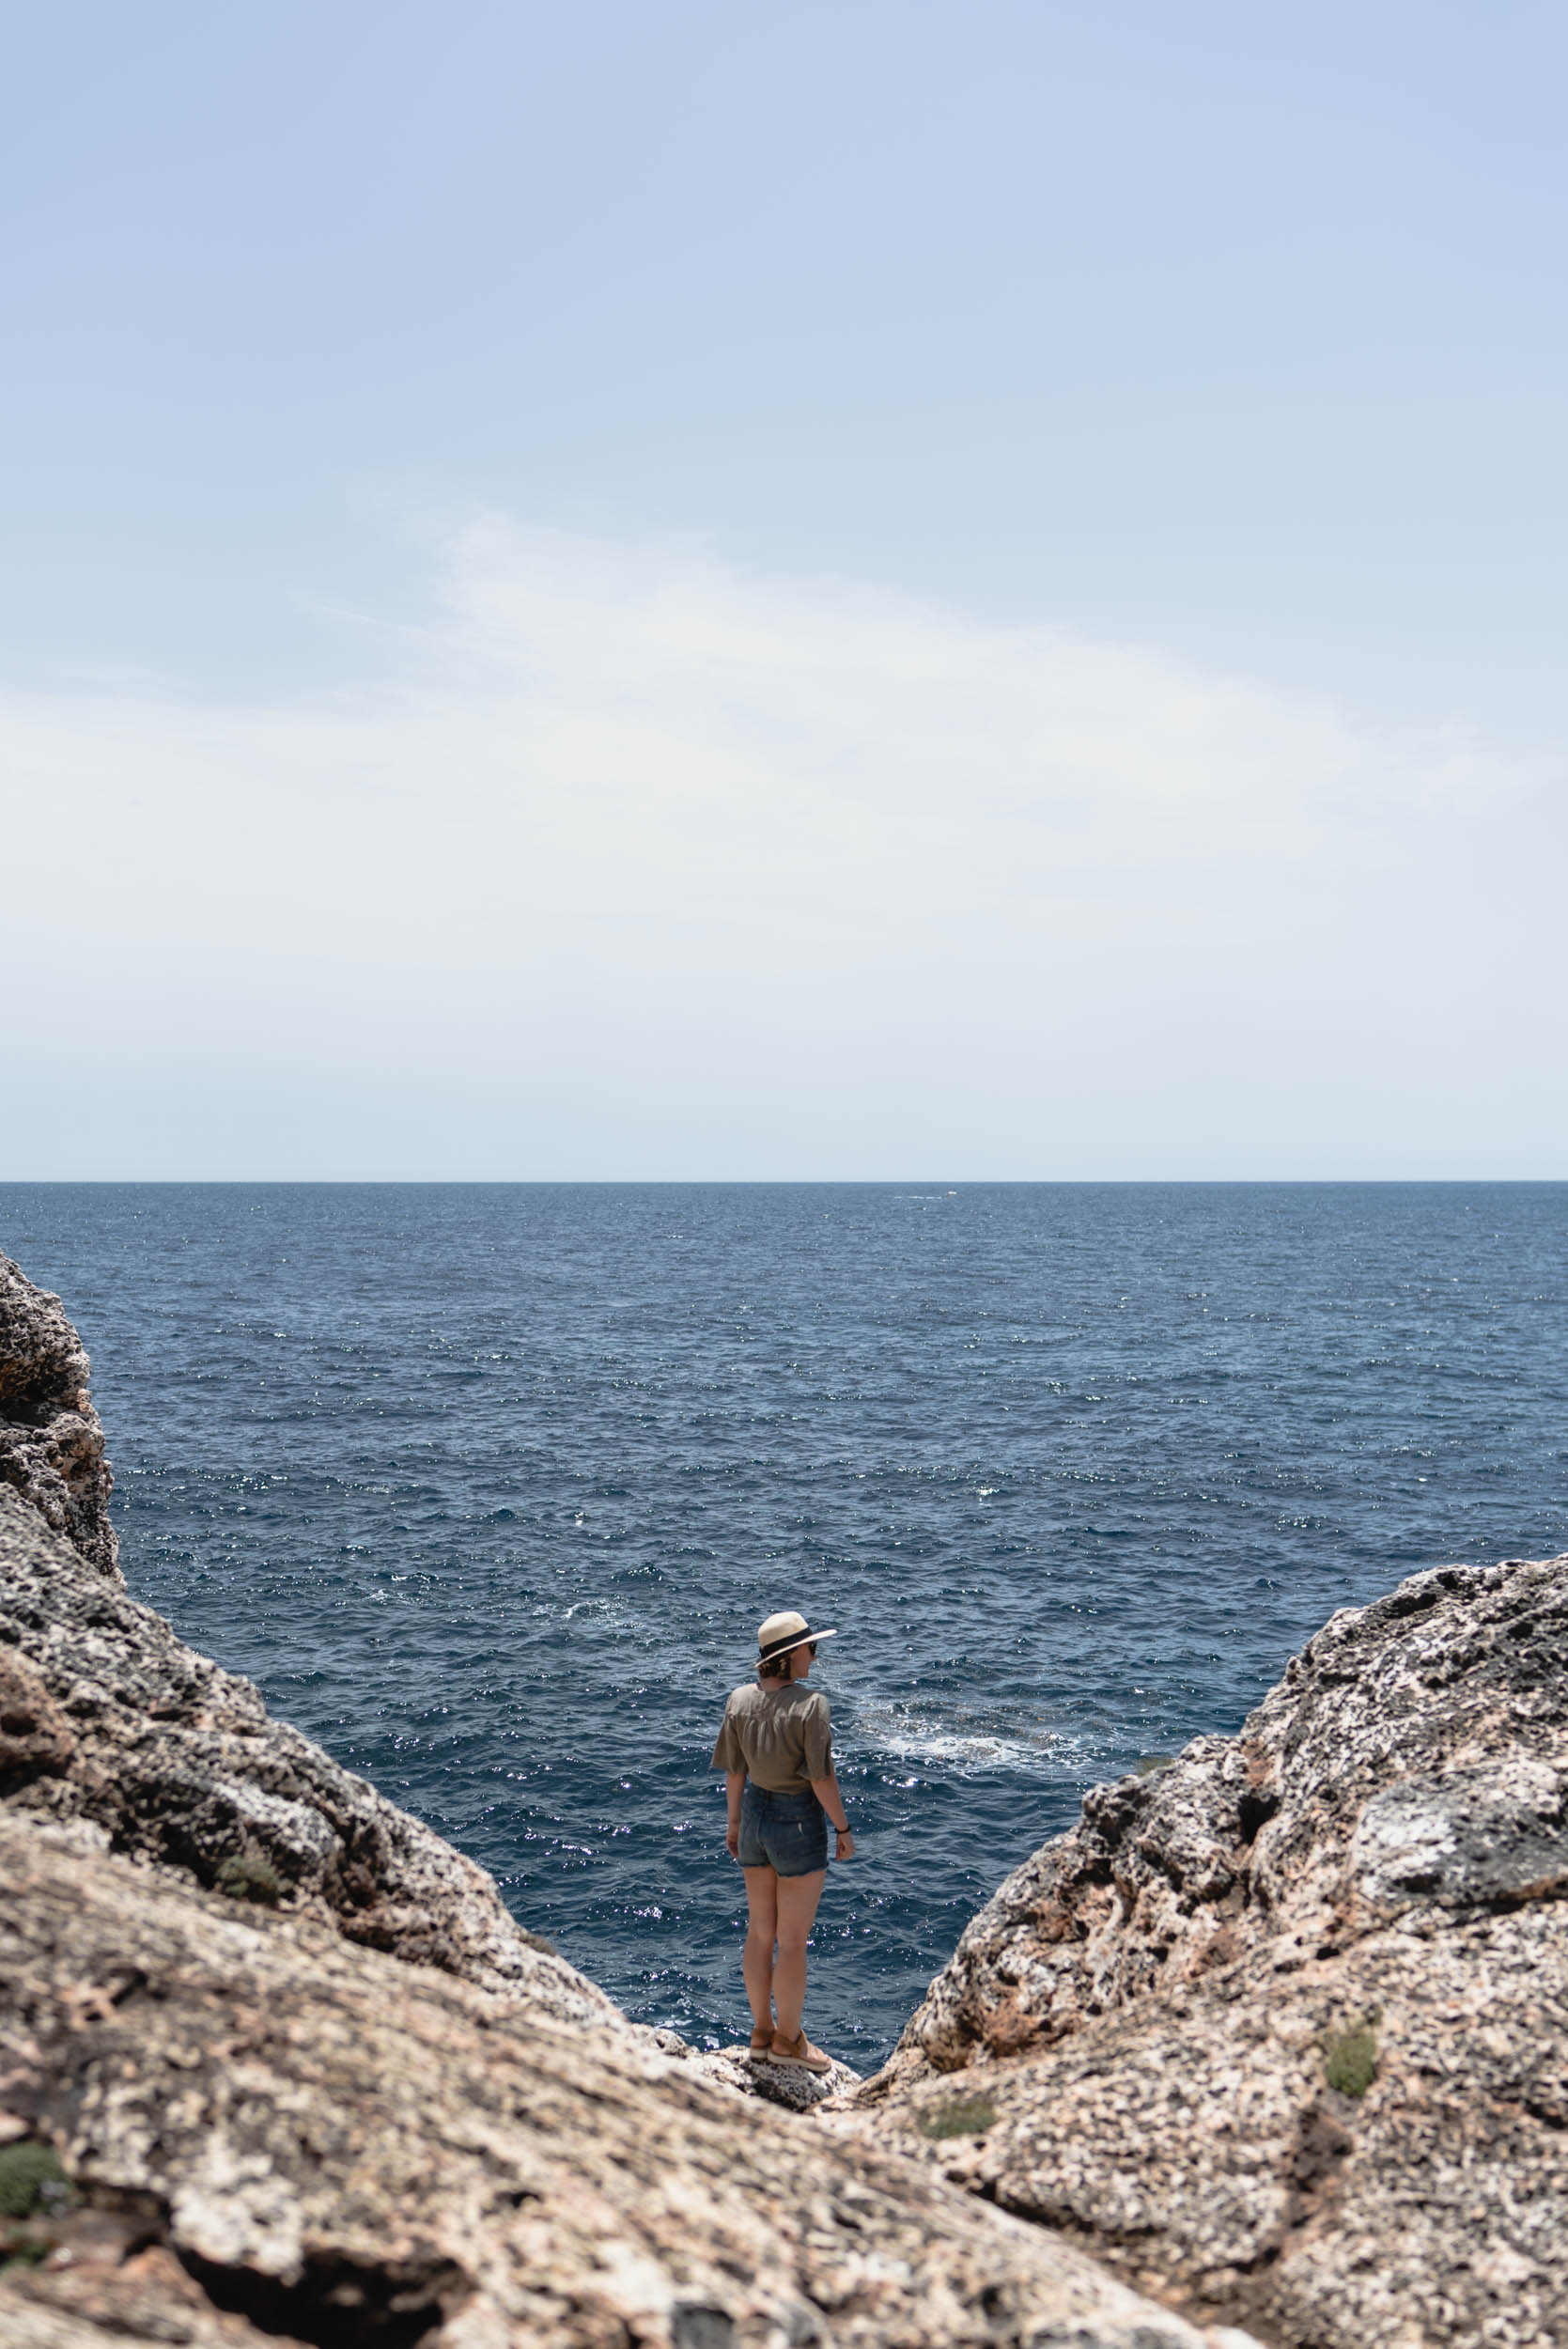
[{"x1": 757, "y1": 1610, "x2": 838, "y2": 1669}]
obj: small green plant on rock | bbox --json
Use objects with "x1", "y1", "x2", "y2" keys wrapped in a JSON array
[
  {"x1": 1135, "y1": 1754, "x2": 1175, "y2": 1776},
  {"x1": 0, "y1": 2141, "x2": 68, "y2": 2220},
  {"x1": 216, "y1": 1843, "x2": 282, "y2": 1906},
  {"x1": 918, "y1": 2094, "x2": 998, "y2": 2140},
  {"x1": 1324, "y1": 2020, "x2": 1378, "y2": 2098}
]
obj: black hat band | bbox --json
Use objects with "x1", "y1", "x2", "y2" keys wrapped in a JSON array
[{"x1": 759, "y1": 1626, "x2": 817, "y2": 1666}]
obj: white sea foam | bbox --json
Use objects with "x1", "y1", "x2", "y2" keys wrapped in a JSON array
[{"x1": 852, "y1": 1701, "x2": 1095, "y2": 1779}]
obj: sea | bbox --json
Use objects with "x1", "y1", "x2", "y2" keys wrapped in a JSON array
[{"x1": 3, "y1": 1183, "x2": 1564, "y2": 2070}]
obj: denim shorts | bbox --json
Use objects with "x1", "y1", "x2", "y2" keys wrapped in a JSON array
[{"x1": 737, "y1": 1781, "x2": 829, "y2": 1876}]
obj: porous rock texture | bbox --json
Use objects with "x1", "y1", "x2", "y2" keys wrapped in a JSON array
[
  {"x1": 0, "y1": 1806, "x2": 1252, "y2": 2349},
  {"x1": 849, "y1": 1553, "x2": 1568, "y2": 2349},
  {"x1": 0, "y1": 1278, "x2": 1252, "y2": 2349},
  {"x1": 0, "y1": 1252, "x2": 119, "y2": 1579}
]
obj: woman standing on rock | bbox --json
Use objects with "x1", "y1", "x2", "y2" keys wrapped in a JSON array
[{"x1": 711, "y1": 1610, "x2": 854, "y2": 2074}]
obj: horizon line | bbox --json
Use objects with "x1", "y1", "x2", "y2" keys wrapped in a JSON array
[{"x1": 2, "y1": 1176, "x2": 1564, "y2": 1190}]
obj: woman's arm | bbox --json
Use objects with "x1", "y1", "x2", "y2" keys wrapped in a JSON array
[
  {"x1": 725, "y1": 1768, "x2": 747, "y2": 1859},
  {"x1": 810, "y1": 1771, "x2": 854, "y2": 1860}
]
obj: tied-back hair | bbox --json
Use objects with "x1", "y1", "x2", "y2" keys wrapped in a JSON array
[{"x1": 757, "y1": 1652, "x2": 792, "y2": 1686}]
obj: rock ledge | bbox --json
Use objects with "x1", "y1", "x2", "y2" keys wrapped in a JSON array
[{"x1": 846, "y1": 1551, "x2": 1568, "y2": 2349}]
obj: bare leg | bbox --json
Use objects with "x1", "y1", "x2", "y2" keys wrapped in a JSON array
[
  {"x1": 770, "y1": 1868, "x2": 826, "y2": 2042},
  {"x1": 741, "y1": 1864, "x2": 779, "y2": 2035}
]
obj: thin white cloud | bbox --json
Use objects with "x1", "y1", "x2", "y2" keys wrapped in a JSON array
[{"x1": 2, "y1": 524, "x2": 1560, "y2": 1175}]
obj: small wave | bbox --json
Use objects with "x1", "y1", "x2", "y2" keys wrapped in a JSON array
[{"x1": 853, "y1": 1701, "x2": 1088, "y2": 1777}]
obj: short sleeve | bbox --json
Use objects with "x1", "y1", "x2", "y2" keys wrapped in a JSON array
[
  {"x1": 800, "y1": 1692, "x2": 832, "y2": 1781},
  {"x1": 710, "y1": 1697, "x2": 745, "y2": 1773}
]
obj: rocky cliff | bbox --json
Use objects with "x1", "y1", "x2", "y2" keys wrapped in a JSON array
[
  {"x1": 0, "y1": 1252, "x2": 1253, "y2": 2349},
  {"x1": 849, "y1": 1549, "x2": 1568, "y2": 2348},
  {"x1": 0, "y1": 1254, "x2": 118, "y2": 1579}
]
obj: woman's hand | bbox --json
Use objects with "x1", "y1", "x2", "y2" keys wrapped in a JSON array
[
  {"x1": 811, "y1": 1772, "x2": 853, "y2": 1863},
  {"x1": 726, "y1": 1820, "x2": 740, "y2": 1859}
]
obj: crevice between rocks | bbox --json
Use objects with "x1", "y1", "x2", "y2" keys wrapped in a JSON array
[
  {"x1": 5, "y1": 2162, "x2": 466, "y2": 2349},
  {"x1": 178, "y1": 2243, "x2": 465, "y2": 2348}
]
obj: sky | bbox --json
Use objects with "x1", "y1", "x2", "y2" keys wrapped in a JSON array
[{"x1": 4, "y1": 0, "x2": 1565, "y2": 1177}]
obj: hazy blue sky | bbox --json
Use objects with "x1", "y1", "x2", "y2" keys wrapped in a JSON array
[{"x1": 5, "y1": 2, "x2": 1564, "y2": 1175}]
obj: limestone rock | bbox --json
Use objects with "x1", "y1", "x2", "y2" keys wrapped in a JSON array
[
  {"x1": 0, "y1": 1252, "x2": 119, "y2": 1579},
  {"x1": 0, "y1": 1806, "x2": 1255, "y2": 2349},
  {"x1": 688, "y1": 2044, "x2": 863, "y2": 2112},
  {"x1": 849, "y1": 1553, "x2": 1568, "y2": 2349}
]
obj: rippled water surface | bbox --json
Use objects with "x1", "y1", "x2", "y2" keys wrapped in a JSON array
[{"x1": 4, "y1": 1183, "x2": 1564, "y2": 2066}]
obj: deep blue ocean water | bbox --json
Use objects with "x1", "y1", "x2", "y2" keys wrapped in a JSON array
[{"x1": 3, "y1": 1183, "x2": 1564, "y2": 2068}]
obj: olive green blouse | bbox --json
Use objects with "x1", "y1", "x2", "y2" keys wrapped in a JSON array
[{"x1": 710, "y1": 1681, "x2": 832, "y2": 1793}]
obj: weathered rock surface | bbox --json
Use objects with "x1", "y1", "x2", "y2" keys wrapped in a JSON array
[
  {"x1": 848, "y1": 1554, "x2": 1568, "y2": 2349},
  {"x1": 694, "y1": 2046, "x2": 864, "y2": 2112},
  {"x1": 0, "y1": 1809, "x2": 1258, "y2": 2349},
  {"x1": 0, "y1": 1253, "x2": 118, "y2": 1579}
]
